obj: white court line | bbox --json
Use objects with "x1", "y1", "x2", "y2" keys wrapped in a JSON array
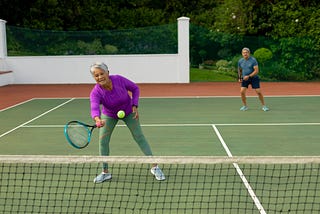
[
  {"x1": 212, "y1": 125, "x2": 267, "y2": 214},
  {"x1": 2, "y1": 96, "x2": 319, "y2": 112},
  {"x1": 22, "y1": 124, "x2": 213, "y2": 128},
  {"x1": 140, "y1": 95, "x2": 320, "y2": 98},
  {"x1": 3, "y1": 95, "x2": 320, "y2": 105},
  {"x1": 0, "y1": 98, "x2": 87, "y2": 112},
  {"x1": 215, "y1": 122, "x2": 320, "y2": 126},
  {"x1": 0, "y1": 98, "x2": 34, "y2": 112},
  {"x1": 34, "y1": 97, "x2": 88, "y2": 99},
  {"x1": 23, "y1": 125, "x2": 66, "y2": 128},
  {"x1": 22, "y1": 122, "x2": 320, "y2": 128},
  {"x1": 0, "y1": 99, "x2": 75, "y2": 138}
]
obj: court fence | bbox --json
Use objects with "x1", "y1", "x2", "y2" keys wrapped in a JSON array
[
  {"x1": 0, "y1": 18, "x2": 190, "y2": 84},
  {"x1": 1, "y1": 18, "x2": 320, "y2": 82}
]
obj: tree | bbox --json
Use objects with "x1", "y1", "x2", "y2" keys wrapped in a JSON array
[
  {"x1": 213, "y1": 0, "x2": 257, "y2": 35},
  {"x1": 0, "y1": 0, "x2": 36, "y2": 26},
  {"x1": 268, "y1": 0, "x2": 320, "y2": 40},
  {"x1": 267, "y1": 0, "x2": 320, "y2": 80}
]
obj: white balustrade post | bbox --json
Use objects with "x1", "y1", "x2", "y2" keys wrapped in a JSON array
[
  {"x1": 177, "y1": 17, "x2": 190, "y2": 83},
  {"x1": 0, "y1": 19, "x2": 7, "y2": 59}
]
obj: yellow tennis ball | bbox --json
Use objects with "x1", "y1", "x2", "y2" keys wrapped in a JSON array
[{"x1": 117, "y1": 110, "x2": 125, "y2": 119}]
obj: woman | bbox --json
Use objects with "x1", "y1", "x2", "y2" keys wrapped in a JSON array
[{"x1": 89, "y1": 62, "x2": 165, "y2": 183}]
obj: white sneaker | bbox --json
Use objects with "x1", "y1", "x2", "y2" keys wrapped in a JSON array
[
  {"x1": 262, "y1": 106, "x2": 269, "y2": 111},
  {"x1": 150, "y1": 166, "x2": 166, "y2": 181},
  {"x1": 240, "y1": 106, "x2": 249, "y2": 111},
  {"x1": 93, "y1": 172, "x2": 112, "y2": 183}
]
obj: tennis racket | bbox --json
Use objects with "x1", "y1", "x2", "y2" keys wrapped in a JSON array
[{"x1": 64, "y1": 121, "x2": 96, "y2": 149}]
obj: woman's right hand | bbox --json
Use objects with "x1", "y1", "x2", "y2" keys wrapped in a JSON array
[{"x1": 94, "y1": 117, "x2": 105, "y2": 128}]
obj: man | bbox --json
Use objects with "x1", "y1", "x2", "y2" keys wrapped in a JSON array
[{"x1": 238, "y1": 47, "x2": 269, "y2": 111}]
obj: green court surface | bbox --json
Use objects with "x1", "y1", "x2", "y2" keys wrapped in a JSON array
[
  {"x1": 0, "y1": 96, "x2": 320, "y2": 213},
  {"x1": 0, "y1": 96, "x2": 319, "y2": 156}
]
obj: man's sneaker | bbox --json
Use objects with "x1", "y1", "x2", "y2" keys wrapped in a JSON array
[
  {"x1": 93, "y1": 172, "x2": 112, "y2": 183},
  {"x1": 262, "y1": 106, "x2": 269, "y2": 111},
  {"x1": 240, "y1": 106, "x2": 249, "y2": 111},
  {"x1": 150, "y1": 166, "x2": 166, "y2": 181}
]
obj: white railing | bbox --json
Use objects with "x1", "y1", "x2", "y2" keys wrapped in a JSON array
[{"x1": 0, "y1": 17, "x2": 190, "y2": 84}]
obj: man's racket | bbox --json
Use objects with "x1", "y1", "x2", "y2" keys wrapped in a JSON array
[{"x1": 64, "y1": 121, "x2": 96, "y2": 149}]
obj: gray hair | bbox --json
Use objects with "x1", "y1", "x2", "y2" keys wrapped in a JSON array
[
  {"x1": 242, "y1": 47, "x2": 250, "y2": 53},
  {"x1": 90, "y1": 62, "x2": 109, "y2": 74}
]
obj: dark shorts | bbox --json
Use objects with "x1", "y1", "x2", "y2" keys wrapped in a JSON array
[{"x1": 241, "y1": 76, "x2": 260, "y2": 89}]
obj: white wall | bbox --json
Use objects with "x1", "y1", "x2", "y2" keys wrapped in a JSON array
[
  {"x1": 0, "y1": 17, "x2": 190, "y2": 84},
  {"x1": 0, "y1": 72, "x2": 13, "y2": 86},
  {"x1": 6, "y1": 54, "x2": 178, "y2": 84}
]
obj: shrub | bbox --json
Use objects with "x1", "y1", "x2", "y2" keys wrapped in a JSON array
[
  {"x1": 253, "y1": 48, "x2": 273, "y2": 65},
  {"x1": 104, "y1": 44, "x2": 118, "y2": 54},
  {"x1": 216, "y1": 59, "x2": 229, "y2": 71},
  {"x1": 203, "y1": 60, "x2": 215, "y2": 66}
]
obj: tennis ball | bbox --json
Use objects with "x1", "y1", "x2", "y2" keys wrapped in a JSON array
[{"x1": 117, "y1": 110, "x2": 125, "y2": 119}]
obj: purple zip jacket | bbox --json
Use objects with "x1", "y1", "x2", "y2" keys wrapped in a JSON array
[{"x1": 90, "y1": 75, "x2": 139, "y2": 119}]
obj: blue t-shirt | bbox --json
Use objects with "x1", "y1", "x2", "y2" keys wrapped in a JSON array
[{"x1": 238, "y1": 56, "x2": 258, "y2": 77}]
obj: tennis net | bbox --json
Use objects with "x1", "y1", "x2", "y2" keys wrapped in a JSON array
[{"x1": 0, "y1": 155, "x2": 319, "y2": 214}]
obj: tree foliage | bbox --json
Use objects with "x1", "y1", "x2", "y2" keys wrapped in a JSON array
[{"x1": 1, "y1": 0, "x2": 319, "y2": 39}]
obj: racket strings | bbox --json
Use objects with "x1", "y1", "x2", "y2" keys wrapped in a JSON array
[{"x1": 66, "y1": 124, "x2": 90, "y2": 148}]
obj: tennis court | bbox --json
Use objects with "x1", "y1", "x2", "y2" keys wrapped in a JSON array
[
  {"x1": 0, "y1": 93, "x2": 320, "y2": 213},
  {"x1": 0, "y1": 96, "x2": 320, "y2": 156}
]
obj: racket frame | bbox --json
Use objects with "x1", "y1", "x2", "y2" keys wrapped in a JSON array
[{"x1": 64, "y1": 120, "x2": 96, "y2": 149}]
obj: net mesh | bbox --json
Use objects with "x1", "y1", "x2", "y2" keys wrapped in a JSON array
[
  {"x1": 6, "y1": 23, "x2": 178, "y2": 56},
  {"x1": 0, "y1": 156, "x2": 319, "y2": 214}
]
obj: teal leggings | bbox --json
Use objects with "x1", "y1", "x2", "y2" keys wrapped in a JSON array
[{"x1": 99, "y1": 113, "x2": 153, "y2": 170}]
